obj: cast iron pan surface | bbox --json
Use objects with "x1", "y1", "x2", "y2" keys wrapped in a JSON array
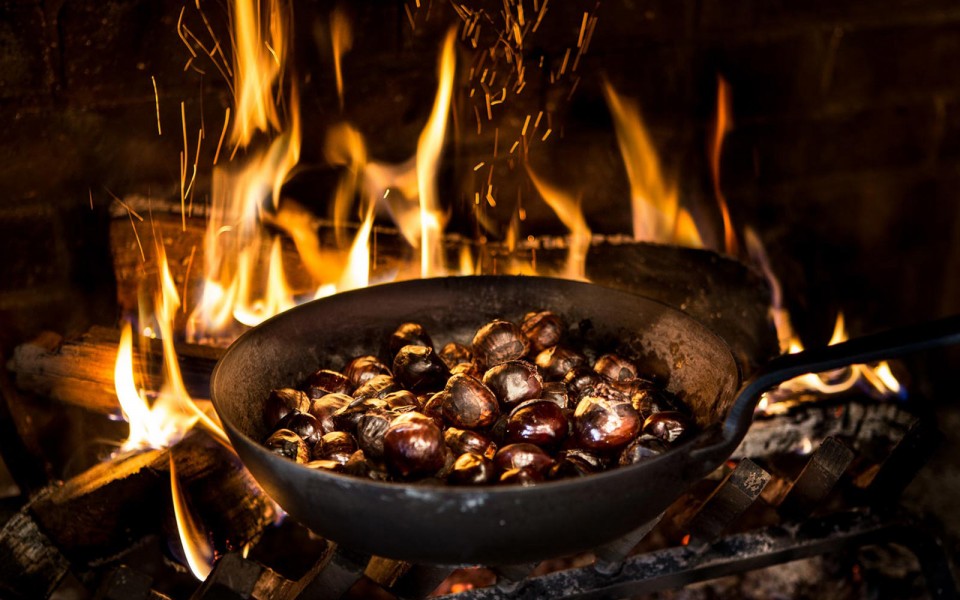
[{"x1": 210, "y1": 275, "x2": 960, "y2": 565}]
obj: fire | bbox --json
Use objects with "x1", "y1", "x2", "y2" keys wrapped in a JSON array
[
  {"x1": 710, "y1": 77, "x2": 738, "y2": 255},
  {"x1": 330, "y1": 7, "x2": 352, "y2": 112},
  {"x1": 527, "y1": 167, "x2": 591, "y2": 280},
  {"x1": 170, "y1": 454, "x2": 215, "y2": 579}
]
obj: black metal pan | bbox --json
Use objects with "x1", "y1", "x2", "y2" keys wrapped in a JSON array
[{"x1": 210, "y1": 276, "x2": 960, "y2": 566}]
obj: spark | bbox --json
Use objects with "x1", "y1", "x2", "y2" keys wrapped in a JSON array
[
  {"x1": 213, "y1": 107, "x2": 230, "y2": 165},
  {"x1": 577, "y1": 12, "x2": 588, "y2": 47},
  {"x1": 534, "y1": 110, "x2": 543, "y2": 129},
  {"x1": 541, "y1": 128, "x2": 552, "y2": 141},
  {"x1": 559, "y1": 48, "x2": 571, "y2": 75},
  {"x1": 509, "y1": 140, "x2": 519, "y2": 154},
  {"x1": 533, "y1": 0, "x2": 549, "y2": 32},
  {"x1": 521, "y1": 114, "x2": 531, "y2": 136},
  {"x1": 88, "y1": 189, "x2": 94, "y2": 210},
  {"x1": 180, "y1": 102, "x2": 188, "y2": 231},
  {"x1": 182, "y1": 245, "x2": 197, "y2": 314},
  {"x1": 177, "y1": 7, "x2": 198, "y2": 58},
  {"x1": 473, "y1": 161, "x2": 485, "y2": 171},
  {"x1": 152, "y1": 76, "x2": 162, "y2": 135}
]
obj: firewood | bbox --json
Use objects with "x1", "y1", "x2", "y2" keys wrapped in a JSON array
[
  {"x1": 0, "y1": 507, "x2": 70, "y2": 599},
  {"x1": 7, "y1": 326, "x2": 222, "y2": 415}
]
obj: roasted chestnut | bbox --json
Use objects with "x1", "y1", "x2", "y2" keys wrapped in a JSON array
[
  {"x1": 547, "y1": 455, "x2": 596, "y2": 479},
  {"x1": 308, "y1": 393, "x2": 351, "y2": 434},
  {"x1": 520, "y1": 310, "x2": 565, "y2": 354},
  {"x1": 356, "y1": 411, "x2": 392, "y2": 459},
  {"x1": 493, "y1": 443, "x2": 555, "y2": 473},
  {"x1": 382, "y1": 390, "x2": 419, "y2": 410},
  {"x1": 264, "y1": 429, "x2": 309, "y2": 463},
  {"x1": 505, "y1": 400, "x2": 568, "y2": 447},
  {"x1": 275, "y1": 412, "x2": 323, "y2": 447},
  {"x1": 342, "y1": 450, "x2": 389, "y2": 481},
  {"x1": 444, "y1": 427, "x2": 497, "y2": 459},
  {"x1": 482, "y1": 360, "x2": 542, "y2": 407},
  {"x1": 447, "y1": 452, "x2": 495, "y2": 485},
  {"x1": 593, "y1": 354, "x2": 638, "y2": 382},
  {"x1": 630, "y1": 388, "x2": 679, "y2": 419},
  {"x1": 304, "y1": 369, "x2": 352, "y2": 399},
  {"x1": 573, "y1": 397, "x2": 642, "y2": 451},
  {"x1": 472, "y1": 320, "x2": 529, "y2": 368},
  {"x1": 313, "y1": 430, "x2": 358, "y2": 463},
  {"x1": 441, "y1": 374, "x2": 500, "y2": 429},
  {"x1": 343, "y1": 355, "x2": 392, "y2": 387},
  {"x1": 557, "y1": 448, "x2": 607, "y2": 470},
  {"x1": 352, "y1": 374, "x2": 400, "y2": 400},
  {"x1": 382, "y1": 412, "x2": 446, "y2": 477},
  {"x1": 619, "y1": 434, "x2": 668, "y2": 465},
  {"x1": 389, "y1": 322, "x2": 433, "y2": 357},
  {"x1": 392, "y1": 345, "x2": 450, "y2": 393},
  {"x1": 450, "y1": 362, "x2": 480, "y2": 378},
  {"x1": 536, "y1": 345, "x2": 586, "y2": 381},
  {"x1": 264, "y1": 388, "x2": 310, "y2": 428},
  {"x1": 540, "y1": 381, "x2": 572, "y2": 409},
  {"x1": 332, "y1": 397, "x2": 388, "y2": 434},
  {"x1": 305, "y1": 459, "x2": 345, "y2": 473},
  {"x1": 421, "y1": 391, "x2": 448, "y2": 428},
  {"x1": 642, "y1": 411, "x2": 692, "y2": 443},
  {"x1": 439, "y1": 342, "x2": 473, "y2": 369},
  {"x1": 499, "y1": 467, "x2": 543, "y2": 486},
  {"x1": 563, "y1": 366, "x2": 604, "y2": 401}
]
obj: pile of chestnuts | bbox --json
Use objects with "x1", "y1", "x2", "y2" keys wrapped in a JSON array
[{"x1": 260, "y1": 311, "x2": 696, "y2": 486}]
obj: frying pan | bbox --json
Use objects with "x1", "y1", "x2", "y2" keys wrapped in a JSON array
[{"x1": 210, "y1": 276, "x2": 960, "y2": 566}]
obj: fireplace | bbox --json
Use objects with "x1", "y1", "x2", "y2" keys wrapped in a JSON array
[{"x1": 0, "y1": 0, "x2": 958, "y2": 598}]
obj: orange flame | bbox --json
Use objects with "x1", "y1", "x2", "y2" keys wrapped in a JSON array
[
  {"x1": 330, "y1": 7, "x2": 352, "y2": 112},
  {"x1": 710, "y1": 76, "x2": 737, "y2": 255},
  {"x1": 170, "y1": 454, "x2": 215, "y2": 579},
  {"x1": 527, "y1": 167, "x2": 591, "y2": 280}
]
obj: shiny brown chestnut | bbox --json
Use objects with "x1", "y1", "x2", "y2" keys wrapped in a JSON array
[
  {"x1": 493, "y1": 443, "x2": 555, "y2": 474},
  {"x1": 304, "y1": 369, "x2": 352, "y2": 399},
  {"x1": 352, "y1": 374, "x2": 400, "y2": 401},
  {"x1": 264, "y1": 429, "x2": 309, "y2": 463},
  {"x1": 557, "y1": 448, "x2": 607, "y2": 470},
  {"x1": 520, "y1": 310, "x2": 565, "y2": 354},
  {"x1": 392, "y1": 345, "x2": 450, "y2": 393},
  {"x1": 630, "y1": 388, "x2": 679, "y2": 419},
  {"x1": 547, "y1": 455, "x2": 596, "y2": 479},
  {"x1": 382, "y1": 412, "x2": 446, "y2": 478},
  {"x1": 389, "y1": 322, "x2": 433, "y2": 357},
  {"x1": 307, "y1": 393, "x2": 351, "y2": 434},
  {"x1": 618, "y1": 434, "x2": 669, "y2": 466},
  {"x1": 482, "y1": 360, "x2": 543, "y2": 407},
  {"x1": 642, "y1": 411, "x2": 692, "y2": 443},
  {"x1": 450, "y1": 362, "x2": 480, "y2": 378},
  {"x1": 444, "y1": 427, "x2": 497, "y2": 459},
  {"x1": 275, "y1": 412, "x2": 323, "y2": 447},
  {"x1": 343, "y1": 450, "x2": 389, "y2": 481},
  {"x1": 312, "y1": 430, "x2": 358, "y2": 463},
  {"x1": 573, "y1": 396, "x2": 642, "y2": 451},
  {"x1": 343, "y1": 355, "x2": 392, "y2": 388},
  {"x1": 382, "y1": 390, "x2": 419, "y2": 410},
  {"x1": 305, "y1": 459, "x2": 345, "y2": 473},
  {"x1": 563, "y1": 366, "x2": 604, "y2": 401},
  {"x1": 420, "y1": 391, "x2": 448, "y2": 428},
  {"x1": 472, "y1": 320, "x2": 529, "y2": 368},
  {"x1": 540, "y1": 381, "x2": 572, "y2": 409},
  {"x1": 536, "y1": 345, "x2": 587, "y2": 381},
  {"x1": 498, "y1": 467, "x2": 543, "y2": 486},
  {"x1": 439, "y1": 342, "x2": 473, "y2": 369},
  {"x1": 505, "y1": 400, "x2": 568, "y2": 447},
  {"x1": 332, "y1": 397, "x2": 389, "y2": 433},
  {"x1": 447, "y1": 452, "x2": 495, "y2": 485},
  {"x1": 441, "y1": 374, "x2": 500, "y2": 429},
  {"x1": 356, "y1": 411, "x2": 392, "y2": 459},
  {"x1": 264, "y1": 388, "x2": 310, "y2": 428},
  {"x1": 593, "y1": 354, "x2": 638, "y2": 382}
]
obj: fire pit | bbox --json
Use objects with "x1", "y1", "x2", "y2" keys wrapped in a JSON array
[{"x1": 1, "y1": 0, "x2": 959, "y2": 598}]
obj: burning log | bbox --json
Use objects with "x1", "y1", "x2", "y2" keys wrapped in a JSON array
[{"x1": 6, "y1": 326, "x2": 221, "y2": 415}]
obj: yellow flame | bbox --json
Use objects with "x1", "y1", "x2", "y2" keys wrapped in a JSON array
[
  {"x1": 527, "y1": 167, "x2": 591, "y2": 280},
  {"x1": 231, "y1": 0, "x2": 288, "y2": 146},
  {"x1": 331, "y1": 7, "x2": 352, "y2": 111},
  {"x1": 603, "y1": 81, "x2": 701, "y2": 247},
  {"x1": 170, "y1": 454, "x2": 215, "y2": 579},
  {"x1": 710, "y1": 76, "x2": 737, "y2": 255},
  {"x1": 417, "y1": 28, "x2": 456, "y2": 277}
]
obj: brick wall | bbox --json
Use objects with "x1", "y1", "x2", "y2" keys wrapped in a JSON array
[{"x1": 0, "y1": 0, "x2": 957, "y2": 391}]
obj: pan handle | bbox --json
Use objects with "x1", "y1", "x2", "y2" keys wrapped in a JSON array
[{"x1": 720, "y1": 313, "x2": 960, "y2": 449}]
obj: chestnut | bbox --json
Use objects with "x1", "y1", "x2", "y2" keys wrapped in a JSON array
[
  {"x1": 439, "y1": 342, "x2": 473, "y2": 369},
  {"x1": 441, "y1": 374, "x2": 500, "y2": 429},
  {"x1": 305, "y1": 459, "x2": 346, "y2": 473},
  {"x1": 356, "y1": 411, "x2": 392, "y2": 459},
  {"x1": 352, "y1": 374, "x2": 400, "y2": 400},
  {"x1": 332, "y1": 397, "x2": 388, "y2": 433},
  {"x1": 382, "y1": 390, "x2": 419, "y2": 410},
  {"x1": 520, "y1": 310, "x2": 565, "y2": 354},
  {"x1": 493, "y1": 443, "x2": 555, "y2": 474},
  {"x1": 593, "y1": 354, "x2": 638, "y2": 382},
  {"x1": 547, "y1": 455, "x2": 595, "y2": 479},
  {"x1": 308, "y1": 393, "x2": 351, "y2": 434},
  {"x1": 472, "y1": 320, "x2": 529, "y2": 368},
  {"x1": 499, "y1": 467, "x2": 543, "y2": 486},
  {"x1": 573, "y1": 396, "x2": 642, "y2": 451},
  {"x1": 264, "y1": 429, "x2": 309, "y2": 463},
  {"x1": 343, "y1": 355, "x2": 392, "y2": 388},
  {"x1": 563, "y1": 366, "x2": 604, "y2": 401},
  {"x1": 540, "y1": 381, "x2": 572, "y2": 409},
  {"x1": 450, "y1": 362, "x2": 480, "y2": 378},
  {"x1": 382, "y1": 412, "x2": 446, "y2": 477},
  {"x1": 343, "y1": 450, "x2": 390, "y2": 481},
  {"x1": 275, "y1": 412, "x2": 323, "y2": 447},
  {"x1": 392, "y1": 345, "x2": 450, "y2": 392},
  {"x1": 421, "y1": 391, "x2": 448, "y2": 428},
  {"x1": 482, "y1": 360, "x2": 543, "y2": 407},
  {"x1": 642, "y1": 411, "x2": 692, "y2": 443},
  {"x1": 535, "y1": 346, "x2": 586, "y2": 381},
  {"x1": 505, "y1": 400, "x2": 568, "y2": 447},
  {"x1": 630, "y1": 388, "x2": 679, "y2": 419},
  {"x1": 304, "y1": 369, "x2": 352, "y2": 399},
  {"x1": 312, "y1": 430, "x2": 358, "y2": 463},
  {"x1": 558, "y1": 448, "x2": 607, "y2": 470},
  {"x1": 264, "y1": 388, "x2": 310, "y2": 428},
  {"x1": 619, "y1": 434, "x2": 668, "y2": 465},
  {"x1": 447, "y1": 452, "x2": 495, "y2": 485},
  {"x1": 444, "y1": 427, "x2": 497, "y2": 459},
  {"x1": 389, "y1": 322, "x2": 433, "y2": 357}
]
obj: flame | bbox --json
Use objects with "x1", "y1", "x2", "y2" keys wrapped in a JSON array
[
  {"x1": 170, "y1": 454, "x2": 215, "y2": 579},
  {"x1": 527, "y1": 167, "x2": 591, "y2": 280},
  {"x1": 330, "y1": 7, "x2": 352, "y2": 111},
  {"x1": 710, "y1": 77, "x2": 737, "y2": 255},
  {"x1": 603, "y1": 81, "x2": 702, "y2": 247}
]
